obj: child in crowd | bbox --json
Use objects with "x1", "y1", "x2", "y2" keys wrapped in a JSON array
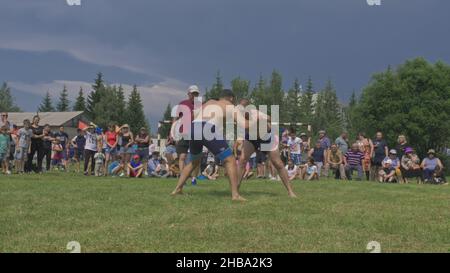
[
  {"x1": 15, "y1": 119, "x2": 32, "y2": 174},
  {"x1": 128, "y1": 154, "x2": 144, "y2": 178},
  {"x1": 285, "y1": 159, "x2": 298, "y2": 181},
  {"x1": 94, "y1": 150, "x2": 106, "y2": 176},
  {"x1": 156, "y1": 158, "x2": 169, "y2": 178},
  {"x1": 0, "y1": 126, "x2": 11, "y2": 175},
  {"x1": 203, "y1": 159, "x2": 219, "y2": 180},
  {"x1": 378, "y1": 159, "x2": 396, "y2": 183},
  {"x1": 302, "y1": 158, "x2": 319, "y2": 181},
  {"x1": 51, "y1": 138, "x2": 64, "y2": 170},
  {"x1": 108, "y1": 155, "x2": 124, "y2": 177}
]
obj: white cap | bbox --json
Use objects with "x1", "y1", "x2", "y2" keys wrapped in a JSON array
[
  {"x1": 187, "y1": 85, "x2": 200, "y2": 94},
  {"x1": 385, "y1": 159, "x2": 392, "y2": 164}
]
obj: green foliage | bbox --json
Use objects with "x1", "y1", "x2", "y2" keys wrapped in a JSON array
[
  {"x1": 231, "y1": 76, "x2": 250, "y2": 102},
  {"x1": 126, "y1": 85, "x2": 148, "y2": 134},
  {"x1": 205, "y1": 71, "x2": 223, "y2": 100},
  {"x1": 0, "y1": 82, "x2": 20, "y2": 112},
  {"x1": 159, "y1": 103, "x2": 172, "y2": 138},
  {"x1": 352, "y1": 58, "x2": 450, "y2": 156},
  {"x1": 285, "y1": 78, "x2": 303, "y2": 124},
  {"x1": 299, "y1": 76, "x2": 315, "y2": 124},
  {"x1": 56, "y1": 85, "x2": 70, "y2": 112},
  {"x1": 86, "y1": 72, "x2": 105, "y2": 120},
  {"x1": 313, "y1": 79, "x2": 343, "y2": 139},
  {"x1": 38, "y1": 91, "x2": 55, "y2": 112},
  {"x1": 73, "y1": 87, "x2": 86, "y2": 112}
]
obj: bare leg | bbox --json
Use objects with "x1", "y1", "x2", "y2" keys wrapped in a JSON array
[
  {"x1": 179, "y1": 153, "x2": 187, "y2": 173},
  {"x1": 268, "y1": 150, "x2": 297, "y2": 198},
  {"x1": 222, "y1": 156, "x2": 246, "y2": 201},
  {"x1": 171, "y1": 158, "x2": 199, "y2": 195},
  {"x1": 237, "y1": 141, "x2": 255, "y2": 189}
]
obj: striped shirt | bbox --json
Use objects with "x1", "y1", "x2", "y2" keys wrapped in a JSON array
[{"x1": 345, "y1": 151, "x2": 364, "y2": 166}]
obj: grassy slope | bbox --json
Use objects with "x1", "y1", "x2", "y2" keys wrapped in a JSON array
[{"x1": 0, "y1": 173, "x2": 449, "y2": 253}]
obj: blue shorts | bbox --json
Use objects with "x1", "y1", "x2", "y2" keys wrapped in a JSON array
[
  {"x1": 15, "y1": 147, "x2": 28, "y2": 160},
  {"x1": 165, "y1": 145, "x2": 176, "y2": 155},
  {"x1": 291, "y1": 153, "x2": 302, "y2": 165},
  {"x1": 245, "y1": 131, "x2": 273, "y2": 153},
  {"x1": 0, "y1": 152, "x2": 6, "y2": 163},
  {"x1": 188, "y1": 121, "x2": 232, "y2": 162},
  {"x1": 136, "y1": 147, "x2": 149, "y2": 160},
  {"x1": 105, "y1": 146, "x2": 118, "y2": 155}
]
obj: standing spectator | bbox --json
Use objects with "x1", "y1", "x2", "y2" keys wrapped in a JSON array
[
  {"x1": 119, "y1": 124, "x2": 134, "y2": 167},
  {"x1": 327, "y1": 144, "x2": 346, "y2": 180},
  {"x1": 42, "y1": 124, "x2": 54, "y2": 172},
  {"x1": 318, "y1": 130, "x2": 331, "y2": 150},
  {"x1": 83, "y1": 125, "x2": 98, "y2": 176},
  {"x1": 395, "y1": 135, "x2": 408, "y2": 160},
  {"x1": 0, "y1": 112, "x2": 13, "y2": 130},
  {"x1": 335, "y1": 131, "x2": 349, "y2": 154},
  {"x1": 15, "y1": 119, "x2": 32, "y2": 174},
  {"x1": 173, "y1": 85, "x2": 200, "y2": 173},
  {"x1": 0, "y1": 126, "x2": 10, "y2": 175},
  {"x1": 298, "y1": 132, "x2": 310, "y2": 178},
  {"x1": 356, "y1": 132, "x2": 374, "y2": 180},
  {"x1": 135, "y1": 127, "x2": 150, "y2": 167},
  {"x1": 400, "y1": 147, "x2": 422, "y2": 184},
  {"x1": 287, "y1": 128, "x2": 302, "y2": 166},
  {"x1": 54, "y1": 126, "x2": 70, "y2": 171},
  {"x1": 309, "y1": 141, "x2": 327, "y2": 176},
  {"x1": 94, "y1": 150, "x2": 106, "y2": 176},
  {"x1": 71, "y1": 129, "x2": 86, "y2": 173},
  {"x1": 421, "y1": 149, "x2": 444, "y2": 183},
  {"x1": 104, "y1": 124, "x2": 119, "y2": 176},
  {"x1": 371, "y1": 131, "x2": 389, "y2": 180},
  {"x1": 51, "y1": 138, "x2": 64, "y2": 170},
  {"x1": 26, "y1": 115, "x2": 44, "y2": 173},
  {"x1": 344, "y1": 143, "x2": 365, "y2": 181}
]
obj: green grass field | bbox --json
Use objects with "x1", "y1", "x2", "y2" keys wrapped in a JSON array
[{"x1": 1, "y1": 173, "x2": 449, "y2": 253}]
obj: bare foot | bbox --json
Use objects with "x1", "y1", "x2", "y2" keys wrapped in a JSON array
[
  {"x1": 232, "y1": 195, "x2": 247, "y2": 202},
  {"x1": 288, "y1": 192, "x2": 298, "y2": 198},
  {"x1": 170, "y1": 188, "x2": 184, "y2": 196}
]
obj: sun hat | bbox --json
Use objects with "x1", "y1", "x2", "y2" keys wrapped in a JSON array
[
  {"x1": 318, "y1": 130, "x2": 326, "y2": 134},
  {"x1": 427, "y1": 149, "x2": 436, "y2": 154},
  {"x1": 404, "y1": 147, "x2": 414, "y2": 154},
  {"x1": 389, "y1": 149, "x2": 397, "y2": 154},
  {"x1": 133, "y1": 154, "x2": 140, "y2": 160},
  {"x1": 187, "y1": 85, "x2": 200, "y2": 94},
  {"x1": 300, "y1": 133, "x2": 307, "y2": 137}
]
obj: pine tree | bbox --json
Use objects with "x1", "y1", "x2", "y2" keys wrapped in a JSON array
[
  {"x1": 231, "y1": 76, "x2": 250, "y2": 102},
  {"x1": 38, "y1": 91, "x2": 55, "y2": 112},
  {"x1": 160, "y1": 103, "x2": 172, "y2": 138},
  {"x1": 299, "y1": 76, "x2": 315, "y2": 124},
  {"x1": 206, "y1": 71, "x2": 224, "y2": 100},
  {"x1": 115, "y1": 84, "x2": 127, "y2": 124},
  {"x1": 285, "y1": 78, "x2": 302, "y2": 123},
  {"x1": 126, "y1": 85, "x2": 148, "y2": 134},
  {"x1": 56, "y1": 85, "x2": 70, "y2": 112},
  {"x1": 313, "y1": 79, "x2": 343, "y2": 138},
  {"x1": 86, "y1": 72, "x2": 105, "y2": 120},
  {"x1": 250, "y1": 74, "x2": 267, "y2": 106},
  {"x1": 73, "y1": 87, "x2": 86, "y2": 112},
  {"x1": 0, "y1": 82, "x2": 20, "y2": 112}
]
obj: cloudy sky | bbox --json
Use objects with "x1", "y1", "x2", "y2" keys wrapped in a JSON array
[{"x1": 1, "y1": 0, "x2": 449, "y2": 130}]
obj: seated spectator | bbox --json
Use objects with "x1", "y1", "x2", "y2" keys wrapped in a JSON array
[
  {"x1": 378, "y1": 159, "x2": 396, "y2": 183},
  {"x1": 155, "y1": 158, "x2": 169, "y2": 178},
  {"x1": 203, "y1": 159, "x2": 219, "y2": 180},
  {"x1": 148, "y1": 152, "x2": 161, "y2": 177},
  {"x1": 344, "y1": 143, "x2": 365, "y2": 181},
  {"x1": 308, "y1": 141, "x2": 327, "y2": 177},
  {"x1": 421, "y1": 149, "x2": 445, "y2": 184},
  {"x1": 169, "y1": 161, "x2": 180, "y2": 177},
  {"x1": 108, "y1": 156, "x2": 124, "y2": 177},
  {"x1": 327, "y1": 144, "x2": 346, "y2": 180},
  {"x1": 302, "y1": 158, "x2": 319, "y2": 181},
  {"x1": 400, "y1": 147, "x2": 422, "y2": 184},
  {"x1": 127, "y1": 154, "x2": 144, "y2": 178},
  {"x1": 285, "y1": 159, "x2": 298, "y2": 181},
  {"x1": 382, "y1": 149, "x2": 401, "y2": 181}
]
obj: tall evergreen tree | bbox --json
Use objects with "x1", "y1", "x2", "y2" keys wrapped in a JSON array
[
  {"x1": 285, "y1": 78, "x2": 302, "y2": 123},
  {"x1": 126, "y1": 85, "x2": 148, "y2": 134},
  {"x1": 313, "y1": 79, "x2": 343, "y2": 139},
  {"x1": 299, "y1": 76, "x2": 315, "y2": 124},
  {"x1": 205, "y1": 71, "x2": 224, "y2": 100},
  {"x1": 38, "y1": 91, "x2": 55, "y2": 112},
  {"x1": 250, "y1": 74, "x2": 267, "y2": 106},
  {"x1": 0, "y1": 82, "x2": 20, "y2": 112},
  {"x1": 231, "y1": 76, "x2": 250, "y2": 102},
  {"x1": 115, "y1": 84, "x2": 127, "y2": 124},
  {"x1": 160, "y1": 103, "x2": 172, "y2": 138},
  {"x1": 86, "y1": 72, "x2": 105, "y2": 120},
  {"x1": 73, "y1": 87, "x2": 86, "y2": 112},
  {"x1": 56, "y1": 85, "x2": 70, "y2": 112}
]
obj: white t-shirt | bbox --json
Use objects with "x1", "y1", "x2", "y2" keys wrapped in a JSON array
[
  {"x1": 250, "y1": 152, "x2": 256, "y2": 159},
  {"x1": 84, "y1": 132, "x2": 98, "y2": 151},
  {"x1": 285, "y1": 165, "x2": 298, "y2": 177},
  {"x1": 288, "y1": 137, "x2": 302, "y2": 154}
]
